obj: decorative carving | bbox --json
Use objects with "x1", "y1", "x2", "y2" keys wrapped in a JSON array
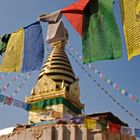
[
  {"x1": 32, "y1": 127, "x2": 43, "y2": 139},
  {"x1": 69, "y1": 80, "x2": 80, "y2": 100},
  {"x1": 31, "y1": 75, "x2": 56, "y2": 96}
]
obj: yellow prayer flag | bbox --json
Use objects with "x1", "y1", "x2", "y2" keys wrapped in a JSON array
[
  {"x1": 121, "y1": 0, "x2": 140, "y2": 60},
  {"x1": 0, "y1": 28, "x2": 24, "y2": 72},
  {"x1": 84, "y1": 118, "x2": 96, "y2": 129}
]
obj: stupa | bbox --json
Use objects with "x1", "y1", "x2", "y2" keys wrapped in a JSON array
[{"x1": 25, "y1": 29, "x2": 84, "y2": 123}]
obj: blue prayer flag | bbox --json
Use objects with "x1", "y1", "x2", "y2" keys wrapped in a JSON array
[
  {"x1": 22, "y1": 102, "x2": 31, "y2": 111},
  {"x1": 71, "y1": 116, "x2": 83, "y2": 124},
  {"x1": 134, "y1": 128, "x2": 140, "y2": 138},
  {"x1": 13, "y1": 99, "x2": 23, "y2": 108},
  {"x1": 0, "y1": 94, "x2": 5, "y2": 102},
  {"x1": 22, "y1": 21, "x2": 44, "y2": 72}
]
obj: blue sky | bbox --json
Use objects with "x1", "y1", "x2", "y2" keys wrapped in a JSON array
[{"x1": 0, "y1": 0, "x2": 140, "y2": 133}]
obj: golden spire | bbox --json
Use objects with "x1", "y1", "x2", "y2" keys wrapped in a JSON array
[{"x1": 38, "y1": 30, "x2": 76, "y2": 89}]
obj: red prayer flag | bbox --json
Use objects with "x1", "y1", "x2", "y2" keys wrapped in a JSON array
[
  {"x1": 109, "y1": 123, "x2": 121, "y2": 133},
  {"x1": 60, "y1": 0, "x2": 89, "y2": 36},
  {"x1": 4, "y1": 96, "x2": 13, "y2": 105}
]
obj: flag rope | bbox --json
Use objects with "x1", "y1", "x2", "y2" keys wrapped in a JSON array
[
  {"x1": 0, "y1": 73, "x2": 8, "y2": 80},
  {"x1": 11, "y1": 71, "x2": 32, "y2": 97},
  {"x1": 0, "y1": 73, "x2": 24, "y2": 93},
  {"x1": 67, "y1": 43, "x2": 140, "y2": 105},
  {"x1": 66, "y1": 48, "x2": 140, "y2": 125}
]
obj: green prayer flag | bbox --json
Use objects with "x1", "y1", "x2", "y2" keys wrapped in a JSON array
[
  {"x1": 82, "y1": 0, "x2": 122, "y2": 63},
  {"x1": 0, "y1": 34, "x2": 11, "y2": 55}
]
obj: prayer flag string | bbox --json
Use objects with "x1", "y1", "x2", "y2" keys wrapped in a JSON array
[
  {"x1": 12, "y1": 71, "x2": 32, "y2": 97},
  {"x1": 0, "y1": 73, "x2": 8, "y2": 80},
  {"x1": 66, "y1": 48, "x2": 140, "y2": 125},
  {"x1": 0, "y1": 94, "x2": 31, "y2": 111},
  {"x1": 67, "y1": 43, "x2": 140, "y2": 105},
  {"x1": 0, "y1": 73, "x2": 24, "y2": 93}
]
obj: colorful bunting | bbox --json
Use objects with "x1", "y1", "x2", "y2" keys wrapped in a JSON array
[
  {"x1": 67, "y1": 45, "x2": 140, "y2": 105},
  {"x1": 12, "y1": 72, "x2": 32, "y2": 97},
  {"x1": 66, "y1": 48, "x2": 140, "y2": 124},
  {"x1": 0, "y1": 73, "x2": 24, "y2": 93},
  {"x1": 0, "y1": 93, "x2": 31, "y2": 111},
  {"x1": 0, "y1": 21, "x2": 44, "y2": 73}
]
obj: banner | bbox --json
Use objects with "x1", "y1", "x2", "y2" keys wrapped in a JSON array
[
  {"x1": 120, "y1": 0, "x2": 140, "y2": 60},
  {"x1": 109, "y1": 123, "x2": 121, "y2": 133},
  {"x1": 0, "y1": 21, "x2": 44, "y2": 72},
  {"x1": 134, "y1": 128, "x2": 140, "y2": 138},
  {"x1": 84, "y1": 118, "x2": 96, "y2": 129},
  {"x1": 4, "y1": 96, "x2": 13, "y2": 105}
]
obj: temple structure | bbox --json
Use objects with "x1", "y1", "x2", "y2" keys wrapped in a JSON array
[{"x1": 25, "y1": 31, "x2": 84, "y2": 123}]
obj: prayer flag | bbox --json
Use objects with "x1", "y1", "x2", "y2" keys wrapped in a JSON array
[
  {"x1": 134, "y1": 128, "x2": 140, "y2": 138},
  {"x1": 22, "y1": 21, "x2": 44, "y2": 72},
  {"x1": 61, "y1": 0, "x2": 122, "y2": 63},
  {"x1": 4, "y1": 96, "x2": 13, "y2": 105},
  {"x1": 0, "y1": 21, "x2": 44, "y2": 72},
  {"x1": 84, "y1": 118, "x2": 96, "y2": 129},
  {"x1": 22, "y1": 102, "x2": 31, "y2": 111},
  {"x1": 82, "y1": 0, "x2": 122, "y2": 63},
  {"x1": 0, "y1": 34, "x2": 11, "y2": 55},
  {"x1": 13, "y1": 99, "x2": 23, "y2": 108},
  {"x1": 71, "y1": 116, "x2": 83, "y2": 124},
  {"x1": 63, "y1": 113, "x2": 73, "y2": 119},
  {"x1": 39, "y1": 11, "x2": 66, "y2": 43},
  {"x1": 120, "y1": 0, "x2": 140, "y2": 60},
  {"x1": 0, "y1": 94, "x2": 5, "y2": 102},
  {"x1": 61, "y1": 0, "x2": 89, "y2": 36},
  {"x1": 109, "y1": 123, "x2": 121, "y2": 133},
  {"x1": 121, "y1": 126, "x2": 132, "y2": 136},
  {"x1": 0, "y1": 28, "x2": 24, "y2": 72},
  {"x1": 99, "y1": 121, "x2": 107, "y2": 130}
]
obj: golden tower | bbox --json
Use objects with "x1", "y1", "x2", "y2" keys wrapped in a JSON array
[{"x1": 25, "y1": 31, "x2": 84, "y2": 123}]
